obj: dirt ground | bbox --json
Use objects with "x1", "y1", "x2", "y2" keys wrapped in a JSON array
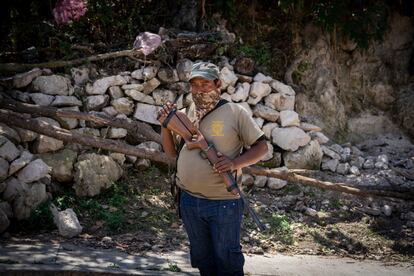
[{"x1": 3, "y1": 163, "x2": 413, "y2": 266}]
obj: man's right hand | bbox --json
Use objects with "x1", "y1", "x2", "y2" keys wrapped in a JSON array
[{"x1": 157, "y1": 102, "x2": 176, "y2": 126}]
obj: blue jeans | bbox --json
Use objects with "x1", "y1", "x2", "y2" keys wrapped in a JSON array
[{"x1": 180, "y1": 190, "x2": 245, "y2": 276}]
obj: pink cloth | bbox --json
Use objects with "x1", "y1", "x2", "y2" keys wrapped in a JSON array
[
  {"x1": 53, "y1": 0, "x2": 87, "y2": 25},
  {"x1": 133, "y1": 32, "x2": 162, "y2": 56}
]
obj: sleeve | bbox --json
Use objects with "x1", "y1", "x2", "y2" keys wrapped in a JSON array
[{"x1": 237, "y1": 105, "x2": 265, "y2": 147}]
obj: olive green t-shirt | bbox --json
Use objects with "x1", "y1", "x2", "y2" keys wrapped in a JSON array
[{"x1": 176, "y1": 102, "x2": 264, "y2": 200}]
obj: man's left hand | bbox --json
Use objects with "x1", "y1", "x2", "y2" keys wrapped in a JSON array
[{"x1": 213, "y1": 152, "x2": 236, "y2": 173}]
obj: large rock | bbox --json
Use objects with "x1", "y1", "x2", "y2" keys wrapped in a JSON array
[
  {"x1": 32, "y1": 118, "x2": 64, "y2": 153},
  {"x1": 157, "y1": 68, "x2": 179, "y2": 83},
  {"x1": 0, "y1": 202, "x2": 13, "y2": 218},
  {"x1": 262, "y1": 123, "x2": 278, "y2": 139},
  {"x1": 30, "y1": 93, "x2": 55, "y2": 106},
  {"x1": 124, "y1": 90, "x2": 155, "y2": 104},
  {"x1": 152, "y1": 89, "x2": 176, "y2": 105},
  {"x1": 131, "y1": 66, "x2": 158, "y2": 80},
  {"x1": 267, "y1": 80, "x2": 296, "y2": 111},
  {"x1": 142, "y1": 78, "x2": 161, "y2": 94},
  {"x1": 15, "y1": 127, "x2": 38, "y2": 142},
  {"x1": 108, "y1": 86, "x2": 124, "y2": 99},
  {"x1": 283, "y1": 140, "x2": 323, "y2": 169},
  {"x1": 71, "y1": 67, "x2": 90, "y2": 86},
  {"x1": 279, "y1": 110, "x2": 300, "y2": 127},
  {"x1": 137, "y1": 141, "x2": 162, "y2": 152},
  {"x1": 176, "y1": 59, "x2": 193, "y2": 81},
  {"x1": 220, "y1": 67, "x2": 238, "y2": 90},
  {"x1": 272, "y1": 127, "x2": 311, "y2": 151},
  {"x1": 8, "y1": 90, "x2": 31, "y2": 103},
  {"x1": 267, "y1": 178, "x2": 288, "y2": 190},
  {"x1": 57, "y1": 106, "x2": 80, "y2": 129},
  {"x1": 13, "y1": 182, "x2": 48, "y2": 220},
  {"x1": 0, "y1": 136, "x2": 20, "y2": 162},
  {"x1": 0, "y1": 158, "x2": 9, "y2": 181},
  {"x1": 247, "y1": 82, "x2": 271, "y2": 105},
  {"x1": 102, "y1": 128, "x2": 127, "y2": 139},
  {"x1": 133, "y1": 103, "x2": 161, "y2": 125},
  {"x1": 253, "y1": 73, "x2": 273, "y2": 83},
  {"x1": 122, "y1": 84, "x2": 144, "y2": 91},
  {"x1": 39, "y1": 149, "x2": 77, "y2": 182},
  {"x1": 322, "y1": 158, "x2": 339, "y2": 172},
  {"x1": 32, "y1": 75, "x2": 73, "y2": 96},
  {"x1": 86, "y1": 95, "x2": 109, "y2": 111},
  {"x1": 16, "y1": 159, "x2": 50, "y2": 183},
  {"x1": 0, "y1": 208, "x2": 10, "y2": 234},
  {"x1": 86, "y1": 75, "x2": 127, "y2": 95},
  {"x1": 74, "y1": 153, "x2": 123, "y2": 197},
  {"x1": 8, "y1": 151, "x2": 33, "y2": 176},
  {"x1": 253, "y1": 104, "x2": 279, "y2": 122},
  {"x1": 13, "y1": 68, "x2": 42, "y2": 88},
  {"x1": 111, "y1": 97, "x2": 134, "y2": 115},
  {"x1": 51, "y1": 96, "x2": 82, "y2": 107},
  {"x1": 0, "y1": 123, "x2": 21, "y2": 144},
  {"x1": 231, "y1": 83, "x2": 250, "y2": 102},
  {"x1": 50, "y1": 204, "x2": 82, "y2": 238},
  {"x1": 2, "y1": 178, "x2": 25, "y2": 202}
]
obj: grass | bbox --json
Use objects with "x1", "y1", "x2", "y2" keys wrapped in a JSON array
[{"x1": 260, "y1": 213, "x2": 293, "y2": 245}]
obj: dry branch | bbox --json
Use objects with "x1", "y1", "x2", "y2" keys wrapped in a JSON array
[
  {"x1": 243, "y1": 166, "x2": 414, "y2": 201},
  {"x1": 0, "y1": 97, "x2": 161, "y2": 144},
  {"x1": 0, "y1": 110, "x2": 174, "y2": 165},
  {"x1": 0, "y1": 49, "x2": 149, "y2": 73}
]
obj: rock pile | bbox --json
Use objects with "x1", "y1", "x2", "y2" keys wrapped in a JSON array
[
  {"x1": 0, "y1": 134, "x2": 51, "y2": 233},
  {"x1": 1, "y1": 58, "x2": 414, "y2": 233}
]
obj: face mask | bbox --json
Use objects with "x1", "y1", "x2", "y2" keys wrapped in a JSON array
[
  {"x1": 192, "y1": 89, "x2": 220, "y2": 111},
  {"x1": 192, "y1": 89, "x2": 221, "y2": 121}
]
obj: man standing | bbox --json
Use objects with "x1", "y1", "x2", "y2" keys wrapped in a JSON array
[{"x1": 158, "y1": 62, "x2": 267, "y2": 275}]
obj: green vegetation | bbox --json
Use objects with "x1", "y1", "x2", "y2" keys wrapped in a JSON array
[
  {"x1": 236, "y1": 44, "x2": 272, "y2": 66},
  {"x1": 261, "y1": 213, "x2": 293, "y2": 244},
  {"x1": 278, "y1": 0, "x2": 389, "y2": 49}
]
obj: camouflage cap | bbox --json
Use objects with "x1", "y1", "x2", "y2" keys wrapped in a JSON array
[{"x1": 189, "y1": 62, "x2": 220, "y2": 81}]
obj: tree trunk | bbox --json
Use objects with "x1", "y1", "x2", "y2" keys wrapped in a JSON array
[
  {"x1": 0, "y1": 98, "x2": 161, "y2": 144},
  {"x1": 0, "y1": 110, "x2": 174, "y2": 165},
  {"x1": 243, "y1": 166, "x2": 414, "y2": 201}
]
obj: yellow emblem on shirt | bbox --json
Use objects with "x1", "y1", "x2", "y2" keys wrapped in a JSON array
[{"x1": 211, "y1": 121, "x2": 224, "y2": 136}]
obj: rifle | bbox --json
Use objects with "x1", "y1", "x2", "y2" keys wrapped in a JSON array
[{"x1": 158, "y1": 105, "x2": 267, "y2": 232}]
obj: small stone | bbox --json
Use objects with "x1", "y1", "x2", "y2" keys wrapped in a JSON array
[
  {"x1": 305, "y1": 207, "x2": 318, "y2": 217},
  {"x1": 102, "y1": 236, "x2": 112, "y2": 243},
  {"x1": 267, "y1": 178, "x2": 287, "y2": 190},
  {"x1": 381, "y1": 205, "x2": 392, "y2": 216},
  {"x1": 363, "y1": 159, "x2": 375, "y2": 169},
  {"x1": 349, "y1": 166, "x2": 360, "y2": 175},
  {"x1": 16, "y1": 159, "x2": 50, "y2": 183},
  {"x1": 108, "y1": 86, "x2": 124, "y2": 99},
  {"x1": 321, "y1": 159, "x2": 339, "y2": 172},
  {"x1": 376, "y1": 154, "x2": 389, "y2": 164},
  {"x1": 374, "y1": 162, "x2": 388, "y2": 170},
  {"x1": 0, "y1": 136, "x2": 20, "y2": 162},
  {"x1": 336, "y1": 163, "x2": 350, "y2": 175},
  {"x1": 254, "y1": 175, "x2": 267, "y2": 188}
]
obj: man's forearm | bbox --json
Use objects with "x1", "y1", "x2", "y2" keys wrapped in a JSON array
[{"x1": 233, "y1": 140, "x2": 268, "y2": 170}]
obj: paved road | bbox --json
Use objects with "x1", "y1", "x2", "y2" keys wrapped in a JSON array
[{"x1": 0, "y1": 241, "x2": 413, "y2": 275}]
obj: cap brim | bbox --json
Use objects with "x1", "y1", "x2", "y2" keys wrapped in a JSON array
[{"x1": 189, "y1": 71, "x2": 218, "y2": 81}]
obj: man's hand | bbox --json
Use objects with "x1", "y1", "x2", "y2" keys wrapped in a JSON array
[
  {"x1": 157, "y1": 102, "x2": 176, "y2": 124},
  {"x1": 213, "y1": 152, "x2": 235, "y2": 173}
]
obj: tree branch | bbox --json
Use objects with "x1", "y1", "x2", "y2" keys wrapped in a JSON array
[
  {"x1": 0, "y1": 49, "x2": 150, "y2": 73},
  {"x1": 0, "y1": 97, "x2": 161, "y2": 144},
  {"x1": 243, "y1": 166, "x2": 414, "y2": 201},
  {"x1": 0, "y1": 110, "x2": 174, "y2": 165}
]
